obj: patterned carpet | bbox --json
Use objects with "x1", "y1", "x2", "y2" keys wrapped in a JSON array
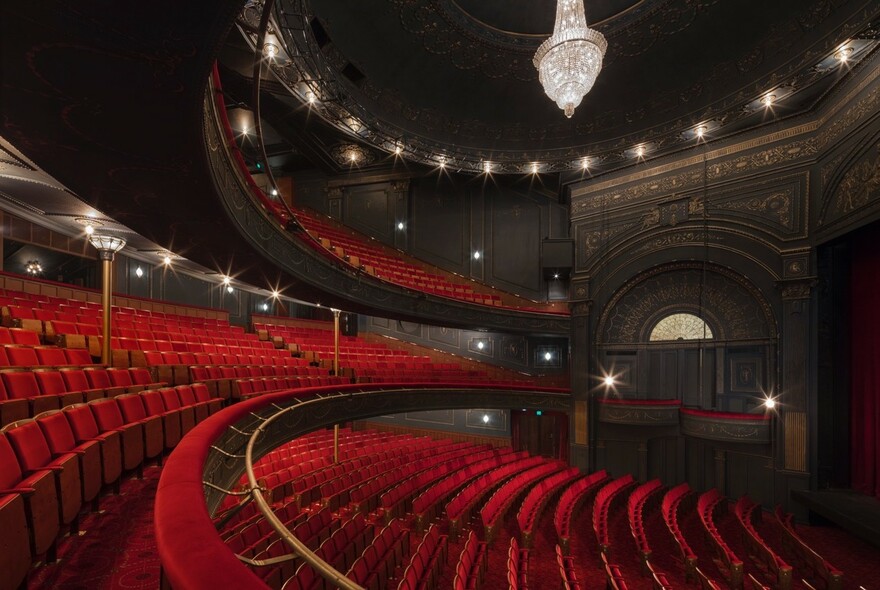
[{"x1": 28, "y1": 465, "x2": 162, "y2": 590}]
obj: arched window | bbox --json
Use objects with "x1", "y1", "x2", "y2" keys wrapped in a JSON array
[{"x1": 649, "y1": 313, "x2": 714, "y2": 341}]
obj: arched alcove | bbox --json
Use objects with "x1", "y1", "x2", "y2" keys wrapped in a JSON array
[{"x1": 596, "y1": 263, "x2": 776, "y2": 412}]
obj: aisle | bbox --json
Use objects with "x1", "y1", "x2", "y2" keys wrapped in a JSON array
[{"x1": 28, "y1": 465, "x2": 162, "y2": 590}]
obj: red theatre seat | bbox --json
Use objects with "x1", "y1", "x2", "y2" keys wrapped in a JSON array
[{"x1": 88, "y1": 399, "x2": 145, "y2": 475}]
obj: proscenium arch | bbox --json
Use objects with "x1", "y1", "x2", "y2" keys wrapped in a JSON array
[{"x1": 596, "y1": 262, "x2": 777, "y2": 345}]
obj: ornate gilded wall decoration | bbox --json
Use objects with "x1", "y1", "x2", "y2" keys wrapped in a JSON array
[
  {"x1": 832, "y1": 145, "x2": 880, "y2": 216},
  {"x1": 721, "y1": 191, "x2": 793, "y2": 228},
  {"x1": 598, "y1": 264, "x2": 774, "y2": 344}
]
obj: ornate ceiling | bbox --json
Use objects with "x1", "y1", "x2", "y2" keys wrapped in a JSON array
[{"x1": 242, "y1": 0, "x2": 880, "y2": 175}]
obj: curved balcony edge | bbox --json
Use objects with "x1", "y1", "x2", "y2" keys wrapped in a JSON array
[
  {"x1": 202, "y1": 89, "x2": 570, "y2": 335},
  {"x1": 155, "y1": 382, "x2": 571, "y2": 590}
]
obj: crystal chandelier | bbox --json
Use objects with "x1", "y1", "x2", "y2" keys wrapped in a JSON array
[{"x1": 534, "y1": 0, "x2": 607, "y2": 118}]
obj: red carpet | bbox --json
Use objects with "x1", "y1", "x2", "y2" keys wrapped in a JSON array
[{"x1": 27, "y1": 465, "x2": 162, "y2": 590}]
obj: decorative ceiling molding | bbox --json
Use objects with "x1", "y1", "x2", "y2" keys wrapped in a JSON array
[{"x1": 245, "y1": 0, "x2": 880, "y2": 174}]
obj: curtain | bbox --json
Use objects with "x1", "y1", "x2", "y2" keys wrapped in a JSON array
[{"x1": 850, "y1": 230, "x2": 880, "y2": 498}]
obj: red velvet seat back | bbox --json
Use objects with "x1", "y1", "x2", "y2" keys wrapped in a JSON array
[
  {"x1": 85, "y1": 369, "x2": 112, "y2": 389},
  {"x1": 65, "y1": 349, "x2": 93, "y2": 366},
  {"x1": 159, "y1": 388, "x2": 183, "y2": 410},
  {"x1": 90, "y1": 400, "x2": 125, "y2": 431},
  {"x1": 35, "y1": 347, "x2": 68, "y2": 366},
  {"x1": 35, "y1": 371, "x2": 68, "y2": 395},
  {"x1": 61, "y1": 369, "x2": 91, "y2": 392},
  {"x1": 37, "y1": 412, "x2": 78, "y2": 455},
  {"x1": 107, "y1": 369, "x2": 134, "y2": 387},
  {"x1": 129, "y1": 368, "x2": 153, "y2": 386},
  {"x1": 140, "y1": 391, "x2": 167, "y2": 416},
  {"x1": 10, "y1": 328, "x2": 40, "y2": 346},
  {"x1": 191, "y1": 383, "x2": 211, "y2": 403},
  {"x1": 64, "y1": 405, "x2": 101, "y2": 441},
  {"x1": 176, "y1": 385, "x2": 197, "y2": 406},
  {"x1": 117, "y1": 395, "x2": 148, "y2": 422},
  {"x1": 0, "y1": 434, "x2": 25, "y2": 488},
  {"x1": 2, "y1": 371, "x2": 41, "y2": 399},
  {"x1": 7, "y1": 347, "x2": 39, "y2": 367},
  {"x1": 5, "y1": 420, "x2": 53, "y2": 472}
]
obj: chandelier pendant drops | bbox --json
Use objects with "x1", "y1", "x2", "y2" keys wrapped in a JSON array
[{"x1": 534, "y1": 0, "x2": 607, "y2": 118}]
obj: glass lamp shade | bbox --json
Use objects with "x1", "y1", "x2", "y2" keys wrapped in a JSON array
[{"x1": 88, "y1": 234, "x2": 126, "y2": 253}]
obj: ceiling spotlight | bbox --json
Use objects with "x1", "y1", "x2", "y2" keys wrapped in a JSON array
[
  {"x1": 695, "y1": 125, "x2": 707, "y2": 138},
  {"x1": 394, "y1": 145, "x2": 402, "y2": 155},
  {"x1": 163, "y1": 255, "x2": 172, "y2": 265},
  {"x1": 305, "y1": 90, "x2": 317, "y2": 104},
  {"x1": 531, "y1": 162, "x2": 539, "y2": 174},
  {"x1": 439, "y1": 159, "x2": 447, "y2": 169},
  {"x1": 483, "y1": 161, "x2": 492, "y2": 174},
  {"x1": 635, "y1": 145, "x2": 645, "y2": 158},
  {"x1": 603, "y1": 375, "x2": 615, "y2": 387},
  {"x1": 222, "y1": 276, "x2": 231, "y2": 286},
  {"x1": 242, "y1": 125, "x2": 249, "y2": 135},
  {"x1": 135, "y1": 266, "x2": 144, "y2": 278},
  {"x1": 271, "y1": 290, "x2": 280, "y2": 298},
  {"x1": 581, "y1": 157, "x2": 590, "y2": 170},
  {"x1": 76, "y1": 217, "x2": 103, "y2": 234},
  {"x1": 835, "y1": 46, "x2": 853, "y2": 62},
  {"x1": 762, "y1": 94, "x2": 776, "y2": 107},
  {"x1": 263, "y1": 43, "x2": 279, "y2": 58},
  {"x1": 85, "y1": 224, "x2": 95, "y2": 235}
]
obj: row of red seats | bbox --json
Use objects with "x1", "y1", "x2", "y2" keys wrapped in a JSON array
[
  {"x1": 734, "y1": 496, "x2": 794, "y2": 590},
  {"x1": 627, "y1": 479, "x2": 664, "y2": 571},
  {"x1": 0, "y1": 382, "x2": 220, "y2": 589},
  {"x1": 346, "y1": 519, "x2": 409, "y2": 590},
  {"x1": 452, "y1": 530, "x2": 487, "y2": 590},
  {"x1": 301, "y1": 514, "x2": 375, "y2": 590},
  {"x1": 0, "y1": 367, "x2": 161, "y2": 426},
  {"x1": 660, "y1": 482, "x2": 699, "y2": 580},
  {"x1": 349, "y1": 442, "x2": 467, "y2": 515},
  {"x1": 507, "y1": 536, "x2": 529, "y2": 590},
  {"x1": 480, "y1": 461, "x2": 565, "y2": 543},
  {"x1": 397, "y1": 523, "x2": 448, "y2": 590},
  {"x1": 379, "y1": 444, "x2": 493, "y2": 520},
  {"x1": 773, "y1": 506, "x2": 843, "y2": 590},
  {"x1": 556, "y1": 544, "x2": 580, "y2": 590},
  {"x1": 698, "y1": 488, "x2": 745, "y2": 589},
  {"x1": 445, "y1": 456, "x2": 545, "y2": 534},
  {"x1": 411, "y1": 449, "x2": 523, "y2": 529},
  {"x1": 232, "y1": 375, "x2": 349, "y2": 402},
  {"x1": 516, "y1": 466, "x2": 581, "y2": 547},
  {"x1": 0, "y1": 344, "x2": 94, "y2": 368},
  {"x1": 554, "y1": 469, "x2": 609, "y2": 554},
  {"x1": 592, "y1": 474, "x2": 636, "y2": 555}
]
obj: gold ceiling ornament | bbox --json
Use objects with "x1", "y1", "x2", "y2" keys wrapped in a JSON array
[{"x1": 534, "y1": 0, "x2": 607, "y2": 118}]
